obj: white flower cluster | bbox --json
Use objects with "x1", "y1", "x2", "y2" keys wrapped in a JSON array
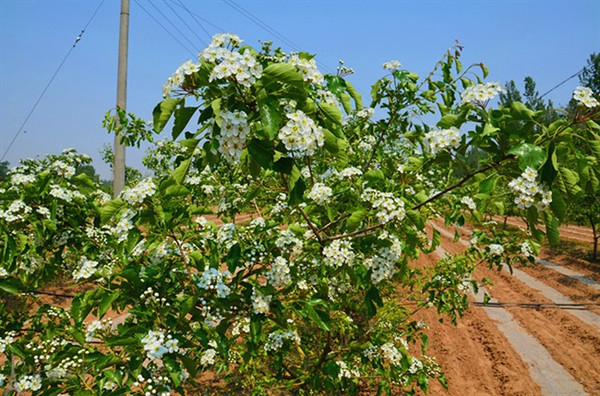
[
  {"x1": 141, "y1": 330, "x2": 179, "y2": 361},
  {"x1": 197, "y1": 267, "x2": 231, "y2": 298},
  {"x1": 0, "y1": 199, "x2": 31, "y2": 222},
  {"x1": 380, "y1": 342, "x2": 403, "y2": 366},
  {"x1": 231, "y1": 317, "x2": 251, "y2": 336},
  {"x1": 49, "y1": 184, "x2": 84, "y2": 202},
  {"x1": 383, "y1": 60, "x2": 402, "y2": 71},
  {"x1": 323, "y1": 240, "x2": 355, "y2": 268},
  {"x1": 109, "y1": 209, "x2": 135, "y2": 243},
  {"x1": 251, "y1": 288, "x2": 271, "y2": 314},
  {"x1": 508, "y1": 167, "x2": 552, "y2": 211},
  {"x1": 364, "y1": 235, "x2": 402, "y2": 284},
  {"x1": 424, "y1": 127, "x2": 460, "y2": 155},
  {"x1": 121, "y1": 178, "x2": 156, "y2": 205},
  {"x1": 307, "y1": 182, "x2": 332, "y2": 205},
  {"x1": 336, "y1": 360, "x2": 360, "y2": 379},
  {"x1": 162, "y1": 59, "x2": 200, "y2": 97},
  {"x1": 266, "y1": 256, "x2": 292, "y2": 288},
  {"x1": 408, "y1": 357, "x2": 424, "y2": 374},
  {"x1": 0, "y1": 332, "x2": 15, "y2": 353},
  {"x1": 316, "y1": 89, "x2": 339, "y2": 106},
  {"x1": 461, "y1": 196, "x2": 476, "y2": 210},
  {"x1": 264, "y1": 330, "x2": 300, "y2": 352},
  {"x1": 217, "y1": 223, "x2": 237, "y2": 249},
  {"x1": 358, "y1": 135, "x2": 377, "y2": 151},
  {"x1": 289, "y1": 54, "x2": 324, "y2": 85},
  {"x1": 573, "y1": 86, "x2": 599, "y2": 108},
  {"x1": 217, "y1": 110, "x2": 250, "y2": 163},
  {"x1": 199, "y1": 34, "x2": 262, "y2": 88},
  {"x1": 13, "y1": 374, "x2": 43, "y2": 392},
  {"x1": 200, "y1": 340, "x2": 219, "y2": 366},
  {"x1": 361, "y1": 188, "x2": 406, "y2": 224},
  {"x1": 278, "y1": 110, "x2": 324, "y2": 156},
  {"x1": 10, "y1": 173, "x2": 35, "y2": 185},
  {"x1": 85, "y1": 318, "x2": 112, "y2": 342},
  {"x1": 461, "y1": 82, "x2": 503, "y2": 105},
  {"x1": 52, "y1": 160, "x2": 76, "y2": 178},
  {"x1": 355, "y1": 107, "x2": 375, "y2": 120},
  {"x1": 72, "y1": 256, "x2": 98, "y2": 280},
  {"x1": 520, "y1": 241, "x2": 534, "y2": 257},
  {"x1": 0, "y1": 267, "x2": 8, "y2": 277},
  {"x1": 488, "y1": 243, "x2": 504, "y2": 257},
  {"x1": 338, "y1": 166, "x2": 363, "y2": 179}
]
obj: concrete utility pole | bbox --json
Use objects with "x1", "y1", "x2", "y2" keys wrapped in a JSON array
[{"x1": 113, "y1": 0, "x2": 129, "y2": 197}]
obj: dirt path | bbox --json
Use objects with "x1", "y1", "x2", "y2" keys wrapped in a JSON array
[
  {"x1": 433, "y1": 223, "x2": 600, "y2": 394},
  {"x1": 412, "y1": 252, "x2": 542, "y2": 396}
]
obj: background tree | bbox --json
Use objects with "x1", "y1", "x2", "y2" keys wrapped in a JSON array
[{"x1": 0, "y1": 161, "x2": 8, "y2": 181}]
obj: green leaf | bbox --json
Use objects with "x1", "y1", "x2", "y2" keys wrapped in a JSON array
[
  {"x1": 346, "y1": 210, "x2": 366, "y2": 231},
  {"x1": 508, "y1": 143, "x2": 546, "y2": 170},
  {"x1": 153, "y1": 98, "x2": 180, "y2": 133},
  {"x1": 248, "y1": 138, "x2": 274, "y2": 170},
  {"x1": 549, "y1": 189, "x2": 566, "y2": 222},
  {"x1": 319, "y1": 102, "x2": 343, "y2": 125},
  {"x1": 288, "y1": 177, "x2": 306, "y2": 206},
  {"x1": 365, "y1": 286, "x2": 383, "y2": 317},
  {"x1": 346, "y1": 81, "x2": 363, "y2": 109},
  {"x1": 545, "y1": 216, "x2": 560, "y2": 246},
  {"x1": 305, "y1": 302, "x2": 330, "y2": 331},
  {"x1": 437, "y1": 114, "x2": 459, "y2": 129},
  {"x1": 273, "y1": 157, "x2": 294, "y2": 174},
  {"x1": 172, "y1": 106, "x2": 198, "y2": 140},
  {"x1": 98, "y1": 291, "x2": 121, "y2": 318},
  {"x1": 258, "y1": 97, "x2": 282, "y2": 140},
  {"x1": 480, "y1": 63, "x2": 489, "y2": 78},
  {"x1": 0, "y1": 277, "x2": 25, "y2": 294},
  {"x1": 99, "y1": 199, "x2": 125, "y2": 222},
  {"x1": 173, "y1": 157, "x2": 193, "y2": 185},
  {"x1": 510, "y1": 101, "x2": 534, "y2": 121},
  {"x1": 557, "y1": 167, "x2": 580, "y2": 196},
  {"x1": 340, "y1": 92, "x2": 352, "y2": 114},
  {"x1": 540, "y1": 143, "x2": 558, "y2": 186},
  {"x1": 262, "y1": 63, "x2": 304, "y2": 86},
  {"x1": 323, "y1": 129, "x2": 339, "y2": 154}
]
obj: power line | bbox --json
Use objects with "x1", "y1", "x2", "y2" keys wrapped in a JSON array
[
  {"x1": 162, "y1": 0, "x2": 208, "y2": 48},
  {"x1": 133, "y1": 0, "x2": 196, "y2": 57},
  {"x1": 540, "y1": 68, "x2": 584, "y2": 98},
  {"x1": 221, "y1": 0, "x2": 336, "y2": 75},
  {"x1": 1, "y1": 0, "x2": 105, "y2": 162},
  {"x1": 147, "y1": 0, "x2": 201, "y2": 53},
  {"x1": 171, "y1": 0, "x2": 225, "y2": 38}
]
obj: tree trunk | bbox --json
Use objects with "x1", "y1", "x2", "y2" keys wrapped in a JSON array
[{"x1": 589, "y1": 215, "x2": 598, "y2": 262}]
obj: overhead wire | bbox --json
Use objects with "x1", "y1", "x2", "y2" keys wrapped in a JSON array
[
  {"x1": 146, "y1": 0, "x2": 201, "y2": 53},
  {"x1": 221, "y1": 0, "x2": 336, "y2": 75},
  {"x1": 133, "y1": 0, "x2": 196, "y2": 57},
  {"x1": 171, "y1": 0, "x2": 227, "y2": 36},
  {"x1": 162, "y1": 0, "x2": 207, "y2": 47},
  {"x1": 167, "y1": 0, "x2": 212, "y2": 45},
  {"x1": 1, "y1": 0, "x2": 105, "y2": 162},
  {"x1": 540, "y1": 68, "x2": 584, "y2": 98}
]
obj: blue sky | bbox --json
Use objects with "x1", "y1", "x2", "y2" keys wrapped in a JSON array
[{"x1": 1, "y1": 0, "x2": 599, "y2": 179}]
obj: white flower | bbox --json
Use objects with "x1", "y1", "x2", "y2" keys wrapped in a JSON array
[
  {"x1": 278, "y1": 110, "x2": 324, "y2": 156},
  {"x1": 573, "y1": 86, "x2": 599, "y2": 108},
  {"x1": 72, "y1": 257, "x2": 98, "y2": 280},
  {"x1": 461, "y1": 196, "x2": 476, "y2": 210},
  {"x1": 289, "y1": 54, "x2": 324, "y2": 85},
  {"x1": 201, "y1": 348, "x2": 217, "y2": 365},
  {"x1": 323, "y1": 240, "x2": 355, "y2": 268},
  {"x1": 251, "y1": 288, "x2": 271, "y2": 314},
  {"x1": 489, "y1": 244, "x2": 504, "y2": 256},
  {"x1": 307, "y1": 182, "x2": 332, "y2": 205},
  {"x1": 383, "y1": 60, "x2": 402, "y2": 70},
  {"x1": 520, "y1": 241, "x2": 534, "y2": 257},
  {"x1": 461, "y1": 82, "x2": 504, "y2": 105},
  {"x1": 424, "y1": 127, "x2": 461, "y2": 155},
  {"x1": 380, "y1": 342, "x2": 403, "y2": 365},
  {"x1": 266, "y1": 256, "x2": 291, "y2": 288}
]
